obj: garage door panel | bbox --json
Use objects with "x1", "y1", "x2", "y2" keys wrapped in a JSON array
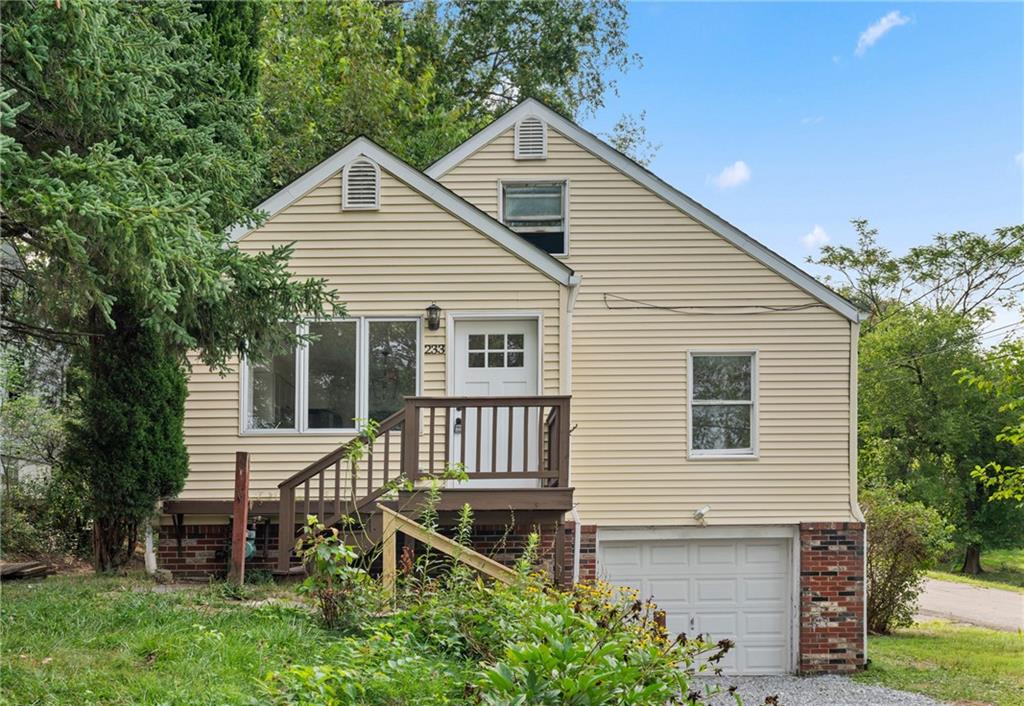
[
  {"x1": 744, "y1": 577, "x2": 787, "y2": 601},
  {"x1": 695, "y1": 577, "x2": 737, "y2": 603},
  {"x1": 743, "y1": 611, "x2": 788, "y2": 635},
  {"x1": 696, "y1": 612, "x2": 737, "y2": 636},
  {"x1": 649, "y1": 543, "x2": 688, "y2": 567},
  {"x1": 696, "y1": 543, "x2": 738, "y2": 566},
  {"x1": 744, "y1": 542, "x2": 786, "y2": 566},
  {"x1": 601, "y1": 543, "x2": 644, "y2": 568},
  {"x1": 648, "y1": 578, "x2": 689, "y2": 602},
  {"x1": 599, "y1": 536, "x2": 792, "y2": 675}
]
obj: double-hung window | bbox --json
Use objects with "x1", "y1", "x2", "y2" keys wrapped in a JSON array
[
  {"x1": 244, "y1": 318, "x2": 419, "y2": 433},
  {"x1": 500, "y1": 181, "x2": 567, "y2": 256},
  {"x1": 688, "y1": 352, "x2": 757, "y2": 457}
]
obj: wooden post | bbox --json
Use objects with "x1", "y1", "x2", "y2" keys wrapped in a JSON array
[
  {"x1": 228, "y1": 452, "x2": 250, "y2": 585},
  {"x1": 382, "y1": 506, "x2": 398, "y2": 599},
  {"x1": 553, "y1": 517, "x2": 566, "y2": 588}
]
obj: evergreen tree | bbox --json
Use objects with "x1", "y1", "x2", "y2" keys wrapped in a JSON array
[{"x1": 2, "y1": 0, "x2": 335, "y2": 568}]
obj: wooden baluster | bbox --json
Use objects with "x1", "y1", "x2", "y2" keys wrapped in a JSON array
[
  {"x1": 443, "y1": 407, "x2": 450, "y2": 471},
  {"x1": 351, "y1": 453, "x2": 357, "y2": 502},
  {"x1": 334, "y1": 460, "x2": 341, "y2": 518},
  {"x1": 491, "y1": 404, "x2": 498, "y2": 473},
  {"x1": 303, "y1": 480, "x2": 310, "y2": 519},
  {"x1": 540, "y1": 405, "x2": 548, "y2": 475},
  {"x1": 383, "y1": 429, "x2": 391, "y2": 485},
  {"x1": 428, "y1": 406, "x2": 436, "y2": 476},
  {"x1": 318, "y1": 469, "x2": 325, "y2": 521},
  {"x1": 367, "y1": 441, "x2": 374, "y2": 498},
  {"x1": 459, "y1": 406, "x2": 467, "y2": 468},
  {"x1": 475, "y1": 406, "x2": 482, "y2": 473},
  {"x1": 523, "y1": 405, "x2": 530, "y2": 473},
  {"x1": 507, "y1": 405, "x2": 514, "y2": 472}
]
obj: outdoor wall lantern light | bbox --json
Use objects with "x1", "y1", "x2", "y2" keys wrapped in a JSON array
[{"x1": 425, "y1": 302, "x2": 442, "y2": 331}]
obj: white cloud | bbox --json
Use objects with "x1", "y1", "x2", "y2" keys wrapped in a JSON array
[
  {"x1": 801, "y1": 224, "x2": 830, "y2": 250},
  {"x1": 712, "y1": 160, "x2": 751, "y2": 189},
  {"x1": 856, "y1": 11, "x2": 910, "y2": 57},
  {"x1": 801, "y1": 115, "x2": 824, "y2": 126}
]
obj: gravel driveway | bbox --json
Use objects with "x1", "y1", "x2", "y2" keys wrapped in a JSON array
[{"x1": 693, "y1": 675, "x2": 946, "y2": 706}]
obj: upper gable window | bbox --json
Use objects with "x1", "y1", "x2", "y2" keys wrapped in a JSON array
[
  {"x1": 501, "y1": 181, "x2": 567, "y2": 256},
  {"x1": 342, "y1": 158, "x2": 380, "y2": 210},
  {"x1": 514, "y1": 116, "x2": 547, "y2": 160}
]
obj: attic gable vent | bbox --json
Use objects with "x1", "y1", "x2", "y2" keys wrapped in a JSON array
[
  {"x1": 342, "y1": 158, "x2": 380, "y2": 210},
  {"x1": 514, "y1": 116, "x2": 547, "y2": 160}
]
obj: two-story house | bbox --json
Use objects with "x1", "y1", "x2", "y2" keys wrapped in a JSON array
[{"x1": 158, "y1": 99, "x2": 866, "y2": 675}]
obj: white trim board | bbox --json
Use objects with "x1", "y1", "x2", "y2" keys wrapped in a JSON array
[
  {"x1": 426, "y1": 99, "x2": 864, "y2": 323},
  {"x1": 227, "y1": 136, "x2": 577, "y2": 288}
]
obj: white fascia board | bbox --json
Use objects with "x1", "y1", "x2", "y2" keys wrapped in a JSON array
[
  {"x1": 427, "y1": 99, "x2": 864, "y2": 323},
  {"x1": 227, "y1": 137, "x2": 575, "y2": 287}
]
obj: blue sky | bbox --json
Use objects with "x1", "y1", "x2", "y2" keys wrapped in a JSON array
[{"x1": 584, "y1": 2, "x2": 1024, "y2": 279}]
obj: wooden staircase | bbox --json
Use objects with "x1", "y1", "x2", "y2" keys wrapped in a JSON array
[{"x1": 274, "y1": 396, "x2": 572, "y2": 574}]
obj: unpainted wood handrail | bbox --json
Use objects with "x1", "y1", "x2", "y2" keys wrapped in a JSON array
[{"x1": 378, "y1": 504, "x2": 517, "y2": 596}]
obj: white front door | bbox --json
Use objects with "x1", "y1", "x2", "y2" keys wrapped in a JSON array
[
  {"x1": 452, "y1": 318, "x2": 540, "y2": 485},
  {"x1": 599, "y1": 538, "x2": 793, "y2": 675}
]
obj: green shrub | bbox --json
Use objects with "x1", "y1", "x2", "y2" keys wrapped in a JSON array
[
  {"x1": 476, "y1": 580, "x2": 730, "y2": 706},
  {"x1": 64, "y1": 309, "x2": 190, "y2": 571},
  {"x1": 863, "y1": 487, "x2": 954, "y2": 634},
  {"x1": 0, "y1": 471, "x2": 90, "y2": 559},
  {"x1": 295, "y1": 516, "x2": 379, "y2": 632}
]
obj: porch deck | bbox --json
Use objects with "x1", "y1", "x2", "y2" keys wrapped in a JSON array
[{"x1": 164, "y1": 395, "x2": 573, "y2": 578}]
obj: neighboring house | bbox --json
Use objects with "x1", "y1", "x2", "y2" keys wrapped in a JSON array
[{"x1": 159, "y1": 99, "x2": 866, "y2": 675}]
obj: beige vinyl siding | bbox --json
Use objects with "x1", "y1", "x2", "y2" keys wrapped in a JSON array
[
  {"x1": 182, "y1": 170, "x2": 562, "y2": 500},
  {"x1": 440, "y1": 127, "x2": 856, "y2": 526}
]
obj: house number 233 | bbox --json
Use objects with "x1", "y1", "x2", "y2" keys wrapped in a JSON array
[{"x1": 424, "y1": 344, "x2": 446, "y2": 355}]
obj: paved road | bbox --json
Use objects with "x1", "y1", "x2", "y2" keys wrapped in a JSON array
[{"x1": 917, "y1": 577, "x2": 1024, "y2": 631}]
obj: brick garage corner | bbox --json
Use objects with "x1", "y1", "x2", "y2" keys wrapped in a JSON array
[{"x1": 799, "y1": 522, "x2": 866, "y2": 674}]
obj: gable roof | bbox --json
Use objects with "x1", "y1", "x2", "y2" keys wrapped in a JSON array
[
  {"x1": 427, "y1": 99, "x2": 864, "y2": 323},
  {"x1": 229, "y1": 136, "x2": 578, "y2": 287}
]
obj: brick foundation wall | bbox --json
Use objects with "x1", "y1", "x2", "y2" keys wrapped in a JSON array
[
  {"x1": 799, "y1": 522, "x2": 866, "y2": 674},
  {"x1": 157, "y1": 523, "x2": 284, "y2": 579},
  {"x1": 158, "y1": 518, "x2": 600, "y2": 587}
]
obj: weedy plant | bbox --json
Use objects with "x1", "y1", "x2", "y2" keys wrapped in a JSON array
[{"x1": 294, "y1": 516, "x2": 378, "y2": 631}]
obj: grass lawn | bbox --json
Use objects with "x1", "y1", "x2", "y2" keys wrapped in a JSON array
[
  {"x1": 853, "y1": 620, "x2": 1024, "y2": 706},
  {"x1": 928, "y1": 547, "x2": 1024, "y2": 594},
  {"x1": 0, "y1": 574, "x2": 333, "y2": 705}
]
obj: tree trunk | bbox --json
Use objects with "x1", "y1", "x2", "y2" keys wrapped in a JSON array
[
  {"x1": 960, "y1": 543, "x2": 984, "y2": 575},
  {"x1": 92, "y1": 517, "x2": 137, "y2": 573}
]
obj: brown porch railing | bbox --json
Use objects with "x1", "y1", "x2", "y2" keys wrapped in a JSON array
[{"x1": 275, "y1": 395, "x2": 570, "y2": 571}]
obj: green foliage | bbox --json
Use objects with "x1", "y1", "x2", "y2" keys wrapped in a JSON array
[
  {"x1": 259, "y1": 0, "x2": 641, "y2": 187},
  {"x1": 64, "y1": 305, "x2": 189, "y2": 570},
  {"x1": 959, "y1": 340, "x2": 1024, "y2": 503},
  {"x1": 853, "y1": 621, "x2": 1024, "y2": 706},
  {"x1": 813, "y1": 222, "x2": 1024, "y2": 572},
  {"x1": 1, "y1": 0, "x2": 336, "y2": 369},
  {"x1": 197, "y1": 0, "x2": 266, "y2": 97},
  {"x1": 476, "y1": 581, "x2": 732, "y2": 706},
  {"x1": 0, "y1": 470, "x2": 90, "y2": 560},
  {"x1": 295, "y1": 516, "x2": 377, "y2": 631},
  {"x1": 861, "y1": 488, "x2": 953, "y2": 634},
  {"x1": 812, "y1": 220, "x2": 1024, "y2": 323}
]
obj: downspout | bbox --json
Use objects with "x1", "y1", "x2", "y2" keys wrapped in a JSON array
[
  {"x1": 571, "y1": 505, "x2": 582, "y2": 584},
  {"x1": 566, "y1": 274, "x2": 583, "y2": 583}
]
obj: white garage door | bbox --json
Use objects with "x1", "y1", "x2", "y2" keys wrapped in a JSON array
[{"x1": 598, "y1": 537, "x2": 792, "y2": 675}]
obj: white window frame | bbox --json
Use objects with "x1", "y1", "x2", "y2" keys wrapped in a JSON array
[
  {"x1": 240, "y1": 317, "x2": 421, "y2": 435},
  {"x1": 497, "y1": 179, "x2": 569, "y2": 257},
  {"x1": 687, "y1": 350, "x2": 759, "y2": 459}
]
